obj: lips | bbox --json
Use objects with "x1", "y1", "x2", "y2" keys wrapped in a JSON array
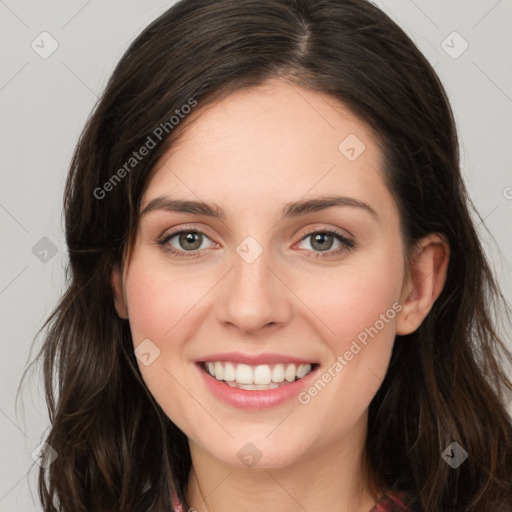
[{"x1": 195, "y1": 352, "x2": 320, "y2": 409}]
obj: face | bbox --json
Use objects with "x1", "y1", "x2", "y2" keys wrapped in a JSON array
[{"x1": 114, "y1": 78, "x2": 414, "y2": 469}]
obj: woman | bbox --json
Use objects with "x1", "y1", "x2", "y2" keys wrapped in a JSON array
[{"x1": 30, "y1": 0, "x2": 512, "y2": 510}]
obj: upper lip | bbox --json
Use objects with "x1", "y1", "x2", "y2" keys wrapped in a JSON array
[{"x1": 195, "y1": 352, "x2": 318, "y2": 366}]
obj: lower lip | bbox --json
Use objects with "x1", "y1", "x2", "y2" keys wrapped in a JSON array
[{"x1": 196, "y1": 364, "x2": 319, "y2": 410}]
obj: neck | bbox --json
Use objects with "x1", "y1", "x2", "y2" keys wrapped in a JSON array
[{"x1": 184, "y1": 412, "x2": 382, "y2": 512}]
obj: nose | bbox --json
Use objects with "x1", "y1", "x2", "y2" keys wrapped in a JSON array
[{"x1": 216, "y1": 240, "x2": 293, "y2": 335}]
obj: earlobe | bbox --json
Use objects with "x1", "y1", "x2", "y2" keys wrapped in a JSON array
[
  {"x1": 396, "y1": 234, "x2": 450, "y2": 335},
  {"x1": 111, "y1": 265, "x2": 129, "y2": 319}
]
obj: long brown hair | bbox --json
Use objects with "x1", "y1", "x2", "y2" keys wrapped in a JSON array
[{"x1": 23, "y1": 0, "x2": 512, "y2": 510}]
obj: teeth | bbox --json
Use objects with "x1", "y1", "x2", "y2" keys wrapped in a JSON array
[
  {"x1": 297, "y1": 364, "x2": 309, "y2": 379},
  {"x1": 214, "y1": 362, "x2": 224, "y2": 381},
  {"x1": 285, "y1": 364, "x2": 296, "y2": 382},
  {"x1": 204, "y1": 361, "x2": 313, "y2": 387},
  {"x1": 223, "y1": 362, "x2": 236, "y2": 381},
  {"x1": 226, "y1": 382, "x2": 280, "y2": 390},
  {"x1": 254, "y1": 365, "x2": 272, "y2": 385},
  {"x1": 271, "y1": 364, "x2": 285, "y2": 383},
  {"x1": 235, "y1": 364, "x2": 253, "y2": 384}
]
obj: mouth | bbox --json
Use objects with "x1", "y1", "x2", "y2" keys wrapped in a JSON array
[{"x1": 199, "y1": 361, "x2": 317, "y2": 390}]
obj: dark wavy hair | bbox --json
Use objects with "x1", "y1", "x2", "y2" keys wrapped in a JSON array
[{"x1": 22, "y1": 0, "x2": 512, "y2": 510}]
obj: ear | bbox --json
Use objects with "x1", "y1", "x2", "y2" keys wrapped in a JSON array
[
  {"x1": 111, "y1": 264, "x2": 128, "y2": 319},
  {"x1": 396, "y1": 233, "x2": 450, "y2": 335}
]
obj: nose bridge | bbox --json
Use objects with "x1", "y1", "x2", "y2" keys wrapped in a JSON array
[{"x1": 217, "y1": 234, "x2": 291, "y2": 333}]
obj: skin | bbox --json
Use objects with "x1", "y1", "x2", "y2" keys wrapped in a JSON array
[{"x1": 112, "y1": 78, "x2": 449, "y2": 512}]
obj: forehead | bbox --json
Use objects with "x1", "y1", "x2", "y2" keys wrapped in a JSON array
[{"x1": 143, "y1": 78, "x2": 394, "y2": 221}]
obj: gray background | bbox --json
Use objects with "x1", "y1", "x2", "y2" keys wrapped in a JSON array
[{"x1": 1, "y1": 1, "x2": 511, "y2": 510}]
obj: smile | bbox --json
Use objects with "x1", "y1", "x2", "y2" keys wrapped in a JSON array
[
  {"x1": 196, "y1": 355, "x2": 320, "y2": 409},
  {"x1": 202, "y1": 361, "x2": 314, "y2": 390}
]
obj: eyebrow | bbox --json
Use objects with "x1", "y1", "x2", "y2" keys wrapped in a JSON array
[{"x1": 140, "y1": 195, "x2": 379, "y2": 222}]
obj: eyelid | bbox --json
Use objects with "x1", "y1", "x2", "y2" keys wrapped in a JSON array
[
  {"x1": 297, "y1": 224, "x2": 353, "y2": 241},
  {"x1": 159, "y1": 223, "x2": 216, "y2": 241}
]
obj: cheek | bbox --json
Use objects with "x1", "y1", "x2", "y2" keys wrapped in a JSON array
[
  {"x1": 294, "y1": 245, "x2": 404, "y2": 351},
  {"x1": 124, "y1": 259, "x2": 213, "y2": 344},
  {"x1": 290, "y1": 247, "x2": 403, "y2": 425},
  {"x1": 123, "y1": 261, "x2": 211, "y2": 432}
]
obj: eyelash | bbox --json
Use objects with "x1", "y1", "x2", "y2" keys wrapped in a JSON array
[{"x1": 156, "y1": 225, "x2": 355, "y2": 260}]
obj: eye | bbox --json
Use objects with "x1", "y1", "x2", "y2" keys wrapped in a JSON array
[
  {"x1": 296, "y1": 229, "x2": 355, "y2": 258},
  {"x1": 157, "y1": 227, "x2": 214, "y2": 258},
  {"x1": 156, "y1": 226, "x2": 355, "y2": 260}
]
